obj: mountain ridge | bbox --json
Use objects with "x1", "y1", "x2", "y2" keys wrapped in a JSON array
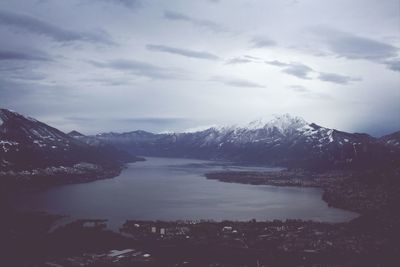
[
  {"x1": 0, "y1": 109, "x2": 140, "y2": 186},
  {"x1": 86, "y1": 114, "x2": 399, "y2": 170},
  {"x1": 2, "y1": 109, "x2": 399, "y2": 174}
]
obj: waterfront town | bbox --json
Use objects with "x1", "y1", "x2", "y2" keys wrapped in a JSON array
[{"x1": 3, "y1": 211, "x2": 397, "y2": 267}]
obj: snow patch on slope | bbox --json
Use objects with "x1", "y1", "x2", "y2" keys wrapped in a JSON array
[
  {"x1": 240, "y1": 114, "x2": 308, "y2": 133},
  {"x1": 327, "y1": 129, "x2": 334, "y2": 143},
  {"x1": 246, "y1": 118, "x2": 269, "y2": 130},
  {"x1": 183, "y1": 124, "x2": 219, "y2": 133},
  {"x1": 0, "y1": 140, "x2": 19, "y2": 152}
]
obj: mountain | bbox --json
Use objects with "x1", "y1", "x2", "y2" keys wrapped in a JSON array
[
  {"x1": 67, "y1": 130, "x2": 85, "y2": 137},
  {"x1": 2, "y1": 109, "x2": 398, "y2": 176},
  {"x1": 0, "y1": 109, "x2": 138, "y2": 185},
  {"x1": 85, "y1": 114, "x2": 399, "y2": 170}
]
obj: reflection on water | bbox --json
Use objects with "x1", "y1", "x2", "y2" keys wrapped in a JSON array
[{"x1": 13, "y1": 157, "x2": 358, "y2": 229}]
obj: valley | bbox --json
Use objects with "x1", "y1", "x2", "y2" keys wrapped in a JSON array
[{"x1": 1, "y1": 109, "x2": 399, "y2": 266}]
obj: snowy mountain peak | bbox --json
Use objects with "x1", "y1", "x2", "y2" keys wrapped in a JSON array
[
  {"x1": 213, "y1": 124, "x2": 238, "y2": 133},
  {"x1": 266, "y1": 114, "x2": 308, "y2": 133},
  {"x1": 246, "y1": 118, "x2": 270, "y2": 130},
  {"x1": 243, "y1": 114, "x2": 308, "y2": 133}
]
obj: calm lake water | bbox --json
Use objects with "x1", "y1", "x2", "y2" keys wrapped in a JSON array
[{"x1": 14, "y1": 157, "x2": 358, "y2": 229}]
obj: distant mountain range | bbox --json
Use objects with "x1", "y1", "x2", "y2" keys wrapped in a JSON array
[
  {"x1": 1, "y1": 109, "x2": 399, "y2": 180},
  {"x1": 82, "y1": 114, "x2": 400, "y2": 170}
]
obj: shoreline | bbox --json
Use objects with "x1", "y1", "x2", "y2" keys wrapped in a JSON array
[
  {"x1": 204, "y1": 169, "x2": 393, "y2": 215},
  {"x1": 2, "y1": 163, "x2": 399, "y2": 266},
  {"x1": 0, "y1": 157, "x2": 146, "y2": 193},
  {"x1": 204, "y1": 170, "x2": 351, "y2": 212},
  {"x1": 3, "y1": 159, "x2": 390, "y2": 217}
]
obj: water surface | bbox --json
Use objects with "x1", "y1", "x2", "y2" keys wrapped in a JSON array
[{"x1": 14, "y1": 157, "x2": 358, "y2": 228}]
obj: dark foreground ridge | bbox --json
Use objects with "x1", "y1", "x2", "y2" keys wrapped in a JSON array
[{"x1": 1, "y1": 211, "x2": 399, "y2": 267}]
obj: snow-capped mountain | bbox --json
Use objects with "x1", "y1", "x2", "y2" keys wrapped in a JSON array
[
  {"x1": 2, "y1": 109, "x2": 398, "y2": 172},
  {"x1": 0, "y1": 109, "x2": 132, "y2": 172},
  {"x1": 89, "y1": 114, "x2": 399, "y2": 169}
]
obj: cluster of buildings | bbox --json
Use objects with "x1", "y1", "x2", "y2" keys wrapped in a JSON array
[
  {"x1": 121, "y1": 218, "x2": 388, "y2": 258},
  {"x1": 39, "y1": 217, "x2": 393, "y2": 266},
  {"x1": 120, "y1": 221, "x2": 192, "y2": 240},
  {"x1": 45, "y1": 248, "x2": 153, "y2": 267}
]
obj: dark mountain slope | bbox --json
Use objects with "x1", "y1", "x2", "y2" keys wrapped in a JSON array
[{"x1": 0, "y1": 109, "x2": 139, "y2": 185}]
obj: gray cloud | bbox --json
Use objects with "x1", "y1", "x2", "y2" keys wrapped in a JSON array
[
  {"x1": 0, "y1": 9, "x2": 113, "y2": 45},
  {"x1": 267, "y1": 60, "x2": 360, "y2": 83},
  {"x1": 244, "y1": 55, "x2": 262, "y2": 60},
  {"x1": 251, "y1": 36, "x2": 277, "y2": 48},
  {"x1": 96, "y1": 0, "x2": 141, "y2": 9},
  {"x1": 89, "y1": 59, "x2": 182, "y2": 79},
  {"x1": 163, "y1": 11, "x2": 226, "y2": 32},
  {"x1": 146, "y1": 44, "x2": 219, "y2": 60},
  {"x1": 265, "y1": 60, "x2": 289, "y2": 67},
  {"x1": 9, "y1": 72, "x2": 48, "y2": 81},
  {"x1": 318, "y1": 72, "x2": 361, "y2": 84},
  {"x1": 288, "y1": 85, "x2": 333, "y2": 100},
  {"x1": 211, "y1": 76, "x2": 265, "y2": 88},
  {"x1": 311, "y1": 27, "x2": 399, "y2": 61},
  {"x1": 226, "y1": 55, "x2": 264, "y2": 64},
  {"x1": 225, "y1": 57, "x2": 253, "y2": 64},
  {"x1": 282, "y1": 63, "x2": 313, "y2": 79},
  {"x1": 0, "y1": 50, "x2": 50, "y2": 61},
  {"x1": 0, "y1": 48, "x2": 52, "y2": 83},
  {"x1": 384, "y1": 59, "x2": 400, "y2": 72},
  {"x1": 81, "y1": 77, "x2": 133, "y2": 87}
]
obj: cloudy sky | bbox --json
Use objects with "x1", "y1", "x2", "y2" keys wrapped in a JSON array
[{"x1": 0, "y1": 0, "x2": 399, "y2": 136}]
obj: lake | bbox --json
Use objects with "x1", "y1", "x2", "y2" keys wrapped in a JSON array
[{"x1": 13, "y1": 157, "x2": 358, "y2": 229}]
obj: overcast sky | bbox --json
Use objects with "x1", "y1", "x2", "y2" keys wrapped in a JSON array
[{"x1": 0, "y1": 0, "x2": 399, "y2": 136}]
